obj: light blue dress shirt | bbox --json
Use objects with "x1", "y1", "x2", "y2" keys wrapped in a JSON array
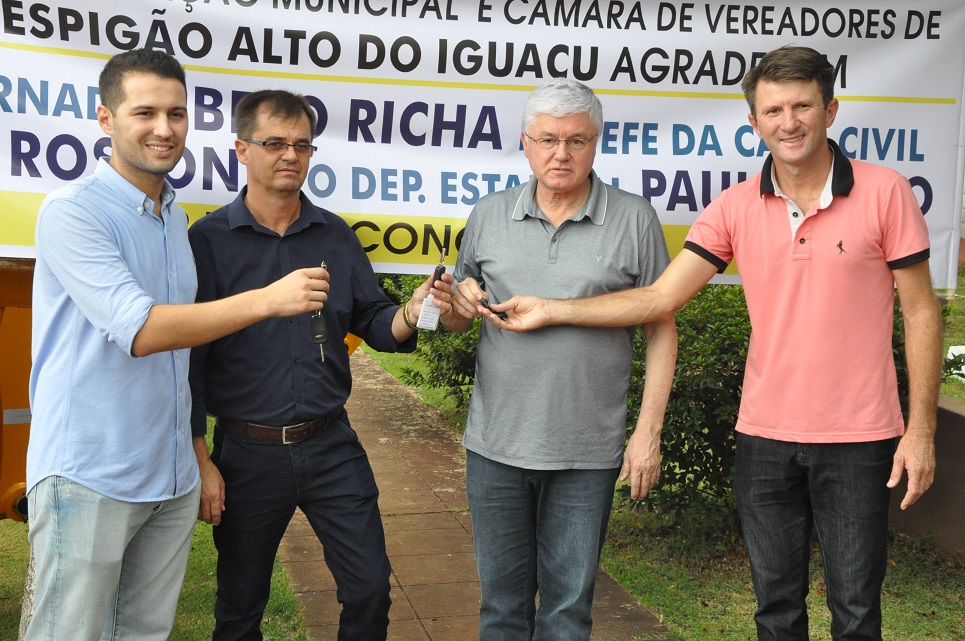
[{"x1": 28, "y1": 159, "x2": 199, "y2": 502}]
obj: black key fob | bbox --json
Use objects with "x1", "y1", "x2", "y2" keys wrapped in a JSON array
[
  {"x1": 310, "y1": 311, "x2": 328, "y2": 344},
  {"x1": 479, "y1": 297, "x2": 508, "y2": 321}
]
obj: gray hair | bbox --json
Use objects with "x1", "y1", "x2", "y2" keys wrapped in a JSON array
[{"x1": 521, "y1": 78, "x2": 603, "y2": 134}]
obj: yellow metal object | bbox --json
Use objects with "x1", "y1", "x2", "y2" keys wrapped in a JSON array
[
  {"x1": 0, "y1": 258, "x2": 33, "y2": 523},
  {"x1": 2, "y1": 482, "x2": 27, "y2": 521},
  {"x1": 344, "y1": 332, "x2": 363, "y2": 355}
]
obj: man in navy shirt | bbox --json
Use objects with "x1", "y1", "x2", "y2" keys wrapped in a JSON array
[{"x1": 189, "y1": 89, "x2": 452, "y2": 641}]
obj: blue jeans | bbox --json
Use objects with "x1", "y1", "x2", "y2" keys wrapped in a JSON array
[
  {"x1": 211, "y1": 413, "x2": 390, "y2": 641},
  {"x1": 466, "y1": 451, "x2": 620, "y2": 641},
  {"x1": 734, "y1": 433, "x2": 894, "y2": 641},
  {"x1": 24, "y1": 475, "x2": 200, "y2": 641}
]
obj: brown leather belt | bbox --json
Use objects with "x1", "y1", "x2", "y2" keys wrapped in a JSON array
[{"x1": 217, "y1": 405, "x2": 345, "y2": 444}]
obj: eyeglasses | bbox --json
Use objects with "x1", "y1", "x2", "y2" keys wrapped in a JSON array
[
  {"x1": 523, "y1": 132, "x2": 597, "y2": 151},
  {"x1": 243, "y1": 139, "x2": 317, "y2": 155}
]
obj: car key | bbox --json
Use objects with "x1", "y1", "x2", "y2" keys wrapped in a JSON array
[
  {"x1": 417, "y1": 249, "x2": 447, "y2": 330},
  {"x1": 310, "y1": 262, "x2": 328, "y2": 361},
  {"x1": 431, "y1": 248, "x2": 447, "y2": 286},
  {"x1": 479, "y1": 296, "x2": 508, "y2": 320}
]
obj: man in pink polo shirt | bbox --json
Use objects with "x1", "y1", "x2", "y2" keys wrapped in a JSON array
[{"x1": 482, "y1": 45, "x2": 942, "y2": 640}]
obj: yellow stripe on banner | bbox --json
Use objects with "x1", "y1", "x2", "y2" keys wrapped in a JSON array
[
  {"x1": 0, "y1": 194, "x2": 215, "y2": 249},
  {"x1": 0, "y1": 40, "x2": 112, "y2": 62},
  {"x1": 181, "y1": 203, "x2": 220, "y2": 226},
  {"x1": 836, "y1": 95, "x2": 958, "y2": 105},
  {"x1": 0, "y1": 193, "x2": 44, "y2": 248},
  {"x1": 3, "y1": 191, "x2": 730, "y2": 274},
  {"x1": 0, "y1": 41, "x2": 955, "y2": 106},
  {"x1": 320, "y1": 211, "x2": 468, "y2": 268},
  {"x1": 663, "y1": 225, "x2": 691, "y2": 259},
  {"x1": 184, "y1": 206, "x2": 469, "y2": 267}
]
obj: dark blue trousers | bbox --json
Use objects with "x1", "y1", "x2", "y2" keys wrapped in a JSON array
[
  {"x1": 211, "y1": 413, "x2": 391, "y2": 641},
  {"x1": 735, "y1": 433, "x2": 894, "y2": 641}
]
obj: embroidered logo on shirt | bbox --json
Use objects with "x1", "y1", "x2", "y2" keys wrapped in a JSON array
[{"x1": 837, "y1": 241, "x2": 846, "y2": 254}]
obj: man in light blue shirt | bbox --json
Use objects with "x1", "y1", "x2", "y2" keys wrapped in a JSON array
[{"x1": 24, "y1": 49, "x2": 329, "y2": 641}]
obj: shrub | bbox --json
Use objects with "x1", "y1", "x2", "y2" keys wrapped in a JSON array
[{"x1": 624, "y1": 284, "x2": 749, "y2": 515}]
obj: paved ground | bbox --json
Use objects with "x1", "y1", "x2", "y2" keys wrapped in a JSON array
[{"x1": 278, "y1": 350, "x2": 681, "y2": 641}]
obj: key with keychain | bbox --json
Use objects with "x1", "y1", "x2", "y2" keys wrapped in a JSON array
[
  {"x1": 310, "y1": 262, "x2": 328, "y2": 361},
  {"x1": 416, "y1": 248, "x2": 446, "y2": 330}
]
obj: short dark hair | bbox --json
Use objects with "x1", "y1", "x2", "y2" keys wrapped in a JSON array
[
  {"x1": 98, "y1": 49, "x2": 186, "y2": 113},
  {"x1": 234, "y1": 90, "x2": 317, "y2": 140},
  {"x1": 741, "y1": 45, "x2": 835, "y2": 115}
]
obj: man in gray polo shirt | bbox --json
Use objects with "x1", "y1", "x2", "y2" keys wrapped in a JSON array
[{"x1": 443, "y1": 78, "x2": 677, "y2": 641}]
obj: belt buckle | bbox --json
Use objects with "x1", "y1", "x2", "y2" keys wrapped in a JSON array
[{"x1": 281, "y1": 424, "x2": 300, "y2": 445}]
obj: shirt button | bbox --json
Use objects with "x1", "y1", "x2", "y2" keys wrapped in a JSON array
[
  {"x1": 792, "y1": 212, "x2": 799, "y2": 218},
  {"x1": 294, "y1": 357, "x2": 300, "y2": 363},
  {"x1": 799, "y1": 238, "x2": 806, "y2": 244},
  {"x1": 289, "y1": 317, "x2": 295, "y2": 322}
]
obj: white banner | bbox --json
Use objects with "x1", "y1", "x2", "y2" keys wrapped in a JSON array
[{"x1": 1, "y1": 0, "x2": 964, "y2": 287}]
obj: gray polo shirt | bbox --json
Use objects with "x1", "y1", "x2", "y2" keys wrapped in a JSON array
[{"x1": 454, "y1": 171, "x2": 670, "y2": 470}]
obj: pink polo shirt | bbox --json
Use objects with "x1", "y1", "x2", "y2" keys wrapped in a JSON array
[{"x1": 685, "y1": 142, "x2": 930, "y2": 443}]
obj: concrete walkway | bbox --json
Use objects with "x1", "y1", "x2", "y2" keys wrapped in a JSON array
[{"x1": 278, "y1": 351, "x2": 681, "y2": 641}]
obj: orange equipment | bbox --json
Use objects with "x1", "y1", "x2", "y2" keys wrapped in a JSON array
[{"x1": 0, "y1": 258, "x2": 33, "y2": 522}]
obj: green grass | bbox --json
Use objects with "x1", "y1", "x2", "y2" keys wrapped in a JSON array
[
  {"x1": 603, "y1": 507, "x2": 965, "y2": 640},
  {"x1": 363, "y1": 342, "x2": 965, "y2": 641},
  {"x1": 0, "y1": 520, "x2": 28, "y2": 641}
]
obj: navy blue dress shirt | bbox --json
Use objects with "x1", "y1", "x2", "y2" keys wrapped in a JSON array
[{"x1": 188, "y1": 188, "x2": 416, "y2": 436}]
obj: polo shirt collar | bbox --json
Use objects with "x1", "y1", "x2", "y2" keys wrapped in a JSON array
[
  {"x1": 759, "y1": 139, "x2": 854, "y2": 198},
  {"x1": 226, "y1": 187, "x2": 328, "y2": 234},
  {"x1": 512, "y1": 170, "x2": 607, "y2": 225},
  {"x1": 771, "y1": 154, "x2": 835, "y2": 212}
]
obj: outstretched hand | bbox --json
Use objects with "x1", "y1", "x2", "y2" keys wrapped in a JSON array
[
  {"x1": 262, "y1": 266, "x2": 329, "y2": 317},
  {"x1": 481, "y1": 295, "x2": 552, "y2": 332}
]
